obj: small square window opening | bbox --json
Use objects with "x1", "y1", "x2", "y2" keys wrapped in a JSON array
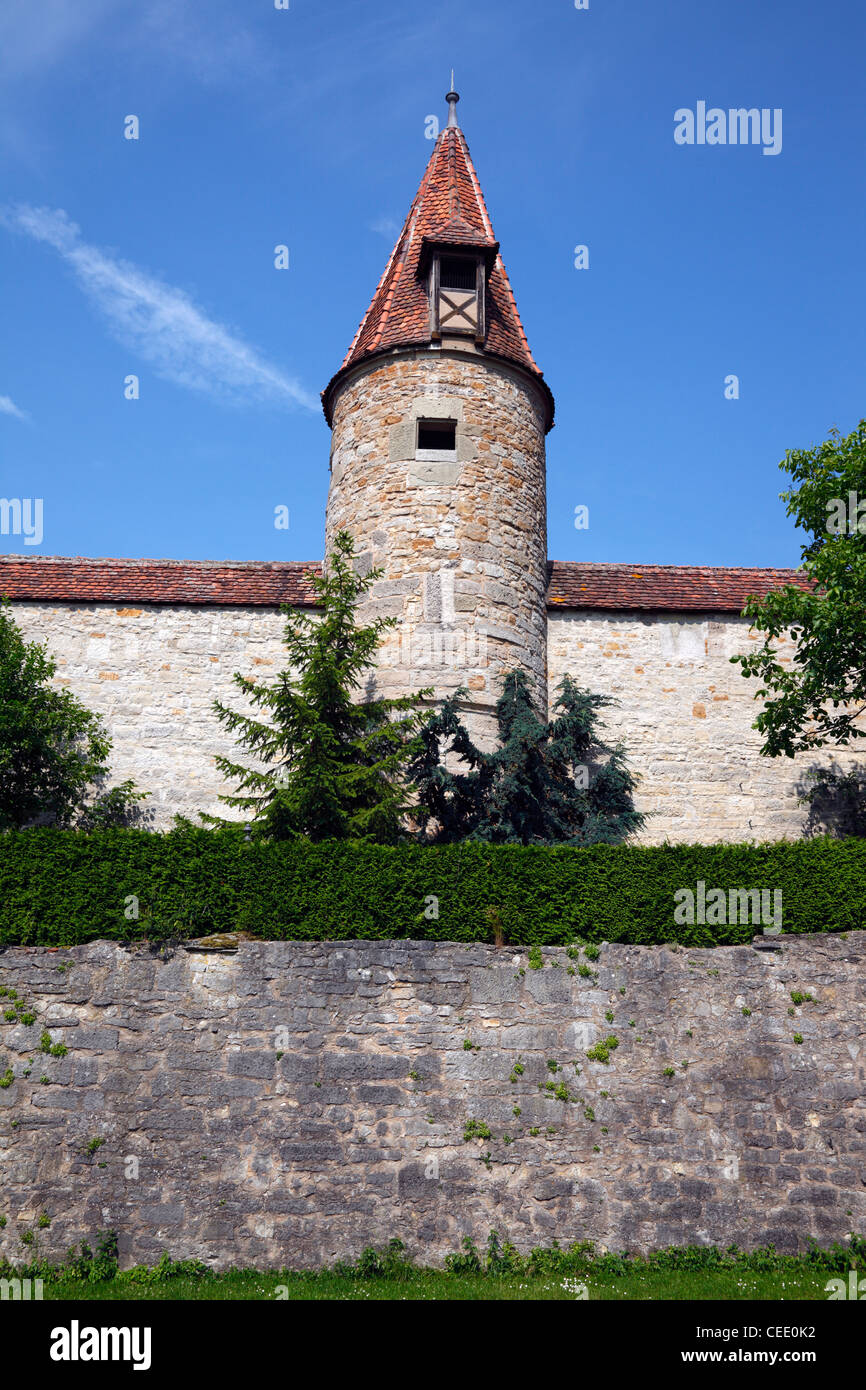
[{"x1": 417, "y1": 419, "x2": 457, "y2": 453}]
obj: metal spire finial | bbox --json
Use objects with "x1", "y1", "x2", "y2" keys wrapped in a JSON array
[{"x1": 446, "y1": 77, "x2": 459, "y2": 128}]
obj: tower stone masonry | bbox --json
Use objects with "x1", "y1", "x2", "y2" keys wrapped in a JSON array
[{"x1": 322, "y1": 88, "x2": 554, "y2": 743}]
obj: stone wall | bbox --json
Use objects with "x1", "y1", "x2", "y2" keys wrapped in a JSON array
[
  {"x1": 1, "y1": 934, "x2": 863, "y2": 1269},
  {"x1": 547, "y1": 608, "x2": 863, "y2": 844},
  {"x1": 7, "y1": 599, "x2": 862, "y2": 840},
  {"x1": 9, "y1": 601, "x2": 289, "y2": 827}
]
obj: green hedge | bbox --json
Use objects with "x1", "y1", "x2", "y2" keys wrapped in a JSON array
[{"x1": 0, "y1": 828, "x2": 863, "y2": 948}]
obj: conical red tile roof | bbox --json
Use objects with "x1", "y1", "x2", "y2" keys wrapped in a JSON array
[{"x1": 322, "y1": 112, "x2": 553, "y2": 427}]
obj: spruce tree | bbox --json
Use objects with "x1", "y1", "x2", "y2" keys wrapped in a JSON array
[
  {"x1": 410, "y1": 669, "x2": 644, "y2": 845},
  {"x1": 208, "y1": 531, "x2": 431, "y2": 842}
]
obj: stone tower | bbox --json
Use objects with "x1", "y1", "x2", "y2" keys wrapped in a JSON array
[{"x1": 322, "y1": 87, "x2": 555, "y2": 743}]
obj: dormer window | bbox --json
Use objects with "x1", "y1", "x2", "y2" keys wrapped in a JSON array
[
  {"x1": 440, "y1": 257, "x2": 477, "y2": 291},
  {"x1": 429, "y1": 252, "x2": 486, "y2": 342}
]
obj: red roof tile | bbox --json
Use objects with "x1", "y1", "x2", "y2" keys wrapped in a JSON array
[
  {"x1": 322, "y1": 120, "x2": 554, "y2": 426},
  {"x1": 0, "y1": 557, "x2": 321, "y2": 607},
  {"x1": 0, "y1": 556, "x2": 811, "y2": 613},
  {"x1": 546, "y1": 562, "x2": 813, "y2": 611}
]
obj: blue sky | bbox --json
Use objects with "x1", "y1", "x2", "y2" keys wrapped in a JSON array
[{"x1": 1, "y1": 0, "x2": 863, "y2": 567}]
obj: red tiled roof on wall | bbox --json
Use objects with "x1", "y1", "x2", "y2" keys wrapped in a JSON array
[
  {"x1": 0, "y1": 557, "x2": 322, "y2": 607},
  {"x1": 0, "y1": 556, "x2": 811, "y2": 612},
  {"x1": 547, "y1": 562, "x2": 813, "y2": 610}
]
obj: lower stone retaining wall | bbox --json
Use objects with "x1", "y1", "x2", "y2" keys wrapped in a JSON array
[{"x1": 0, "y1": 934, "x2": 863, "y2": 1269}]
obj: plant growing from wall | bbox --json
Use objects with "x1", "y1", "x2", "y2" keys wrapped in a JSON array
[
  {"x1": 0, "y1": 600, "x2": 144, "y2": 831},
  {"x1": 207, "y1": 532, "x2": 432, "y2": 843},
  {"x1": 409, "y1": 669, "x2": 644, "y2": 845}
]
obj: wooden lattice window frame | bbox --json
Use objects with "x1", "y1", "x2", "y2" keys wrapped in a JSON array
[{"x1": 429, "y1": 254, "x2": 486, "y2": 343}]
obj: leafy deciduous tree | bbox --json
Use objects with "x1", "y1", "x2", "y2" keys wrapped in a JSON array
[
  {"x1": 733, "y1": 419, "x2": 866, "y2": 757},
  {"x1": 0, "y1": 598, "x2": 143, "y2": 830}
]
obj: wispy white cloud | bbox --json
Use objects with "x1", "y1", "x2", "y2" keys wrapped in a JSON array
[
  {"x1": 370, "y1": 217, "x2": 400, "y2": 241},
  {"x1": 0, "y1": 0, "x2": 272, "y2": 87},
  {"x1": 0, "y1": 0, "x2": 120, "y2": 81},
  {"x1": 0, "y1": 394, "x2": 28, "y2": 421},
  {"x1": 2, "y1": 204, "x2": 317, "y2": 412},
  {"x1": 135, "y1": 0, "x2": 272, "y2": 87}
]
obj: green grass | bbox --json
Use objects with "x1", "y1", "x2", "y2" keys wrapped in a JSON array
[
  {"x1": 42, "y1": 1267, "x2": 837, "y2": 1301},
  {"x1": 16, "y1": 1233, "x2": 864, "y2": 1302}
]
